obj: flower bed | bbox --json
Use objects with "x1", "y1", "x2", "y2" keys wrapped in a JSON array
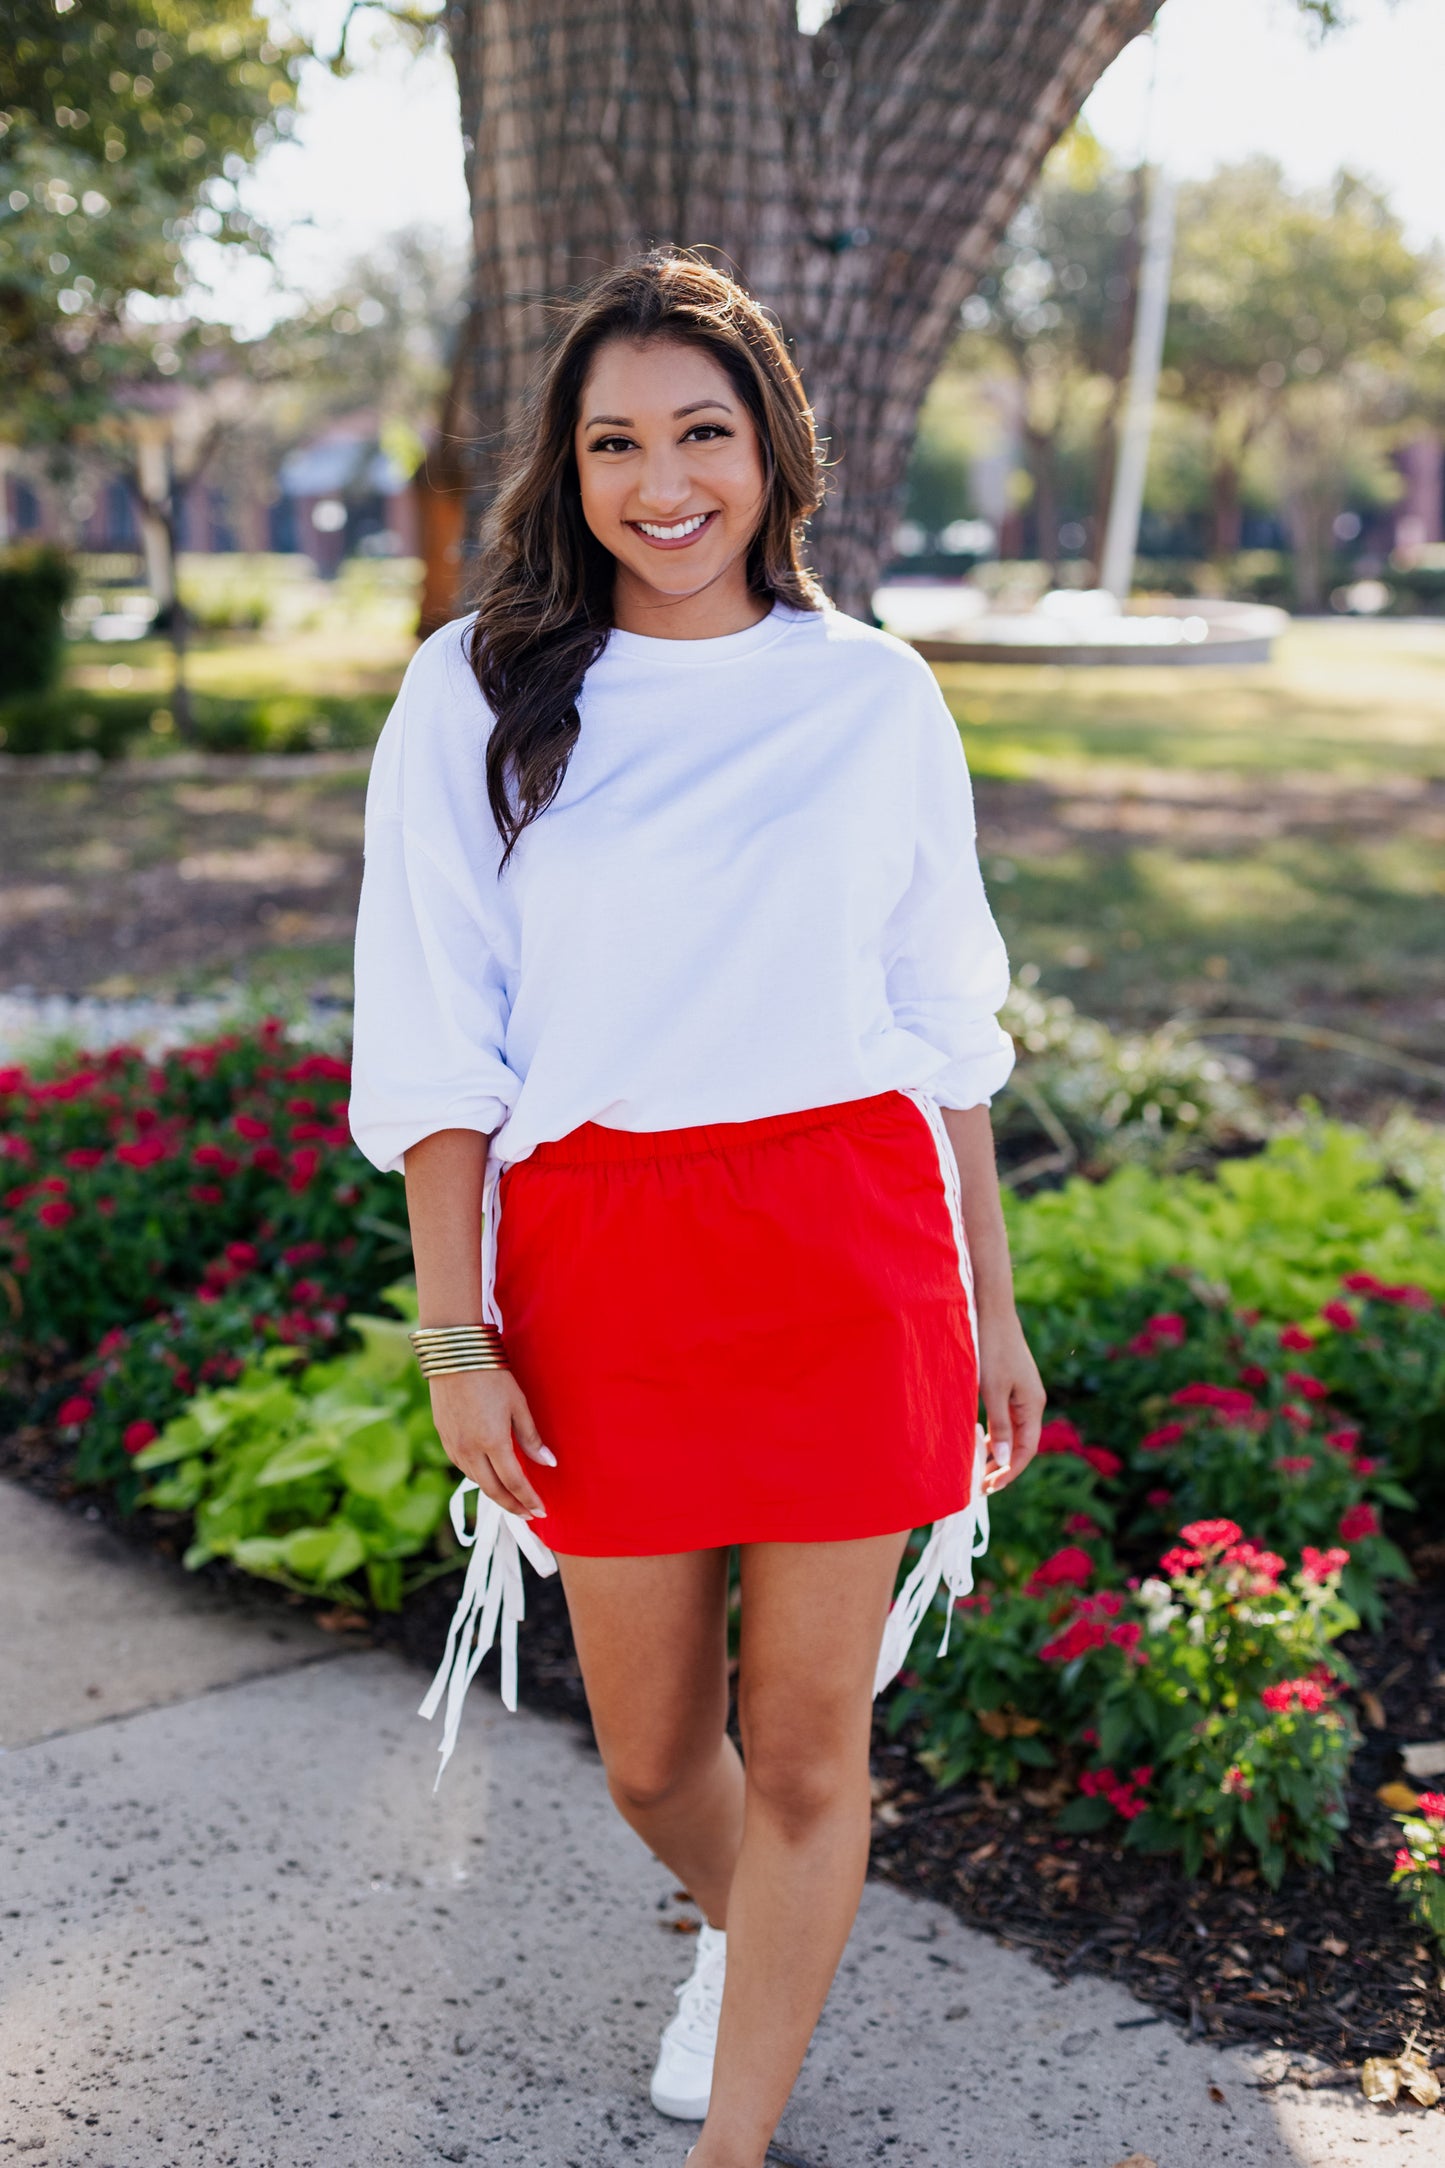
[{"x1": 3, "y1": 1030, "x2": 1444, "y2": 2010}]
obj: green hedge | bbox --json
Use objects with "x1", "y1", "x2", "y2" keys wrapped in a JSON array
[{"x1": 0, "y1": 546, "x2": 73, "y2": 700}]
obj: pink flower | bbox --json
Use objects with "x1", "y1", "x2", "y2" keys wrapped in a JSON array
[
  {"x1": 1278, "y1": 1325, "x2": 1314, "y2": 1352},
  {"x1": 225, "y1": 1240, "x2": 260, "y2": 1269},
  {"x1": 1339, "y1": 1503, "x2": 1380, "y2": 1542},
  {"x1": 38, "y1": 1199, "x2": 74, "y2": 1227},
  {"x1": 190, "y1": 1184, "x2": 224, "y2": 1206},
  {"x1": 1238, "y1": 1363, "x2": 1269, "y2": 1388},
  {"x1": 1300, "y1": 1545, "x2": 1349, "y2": 1582},
  {"x1": 1342, "y1": 1272, "x2": 1390, "y2": 1296},
  {"x1": 1276, "y1": 1455, "x2": 1315, "y2": 1475},
  {"x1": 1179, "y1": 1518, "x2": 1243, "y2": 1551},
  {"x1": 57, "y1": 1395, "x2": 93, "y2": 1425},
  {"x1": 234, "y1": 1114, "x2": 270, "y2": 1141},
  {"x1": 1037, "y1": 1417, "x2": 1085, "y2": 1455},
  {"x1": 1109, "y1": 1621, "x2": 1142, "y2": 1652},
  {"x1": 1025, "y1": 1546, "x2": 1095, "y2": 1595},
  {"x1": 1040, "y1": 1616, "x2": 1109, "y2": 1664},
  {"x1": 116, "y1": 1137, "x2": 168, "y2": 1168},
  {"x1": 123, "y1": 1420, "x2": 158, "y2": 1455},
  {"x1": 283, "y1": 1240, "x2": 325, "y2": 1266},
  {"x1": 1160, "y1": 1545, "x2": 1205, "y2": 1578},
  {"x1": 192, "y1": 1144, "x2": 240, "y2": 1176},
  {"x1": 1320, "y1": 1301, "x2": 1356, "y2": 1332},
  {"x1": 1325, "y1": 1426, "x2": 1362, "y2": 1456},
  {"x1": 1261, "y1": 1676, "x2": 1332, "y2": 1715},
  {"x1": 1064, "y1": 1513, "x2": 1100, "y2": 1537},
  {"x1": 64, "y1": 1146, "x2": 106, "y2": 1169},
  {"x1": 1140, "y1": 1421, "x2": 1186, "y2": 1453},
  {"x1": 1395, "y1": 1846, "x2": 1417, "y2": 1872},
  {"x1": 1414, "y1": 1793, "x2": 1445, "y2": 1822},
  {"x1": 1260, "y1": 1682, "x2": 1294, "y2": 1712},
  {"x1": 1223, "y1": 1539, "x2": 1285, "y2": 1586},
  {"x1": 1284, "y1": 1370, "x2": 1329, "y2": 1402},
  {"x1": 1280, "y1": 1403, "x2": 1313, "y2": 1432},
  {"x1": 1145, "y1": 1487, "x2": 1173, "y2": 1509},
  {"x1": 287, "y1": 1146, "x2": 320, "y2": 1192}
]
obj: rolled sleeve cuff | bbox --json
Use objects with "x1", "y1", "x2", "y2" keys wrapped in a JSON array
[
  {"x1": 347, "y1": 1093, "x2": 511, "y2": 1178},
  {"x1": 923, "y1": 1026, "x2": 1016, "y2": 1112}
]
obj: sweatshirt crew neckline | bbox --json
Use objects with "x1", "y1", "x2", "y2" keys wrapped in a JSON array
[{"x1": 601, "y1": 597, "x2": 812, "y2": 667}]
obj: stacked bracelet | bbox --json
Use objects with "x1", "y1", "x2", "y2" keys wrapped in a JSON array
[{"x1": 409, "y1": 1324, "x2": 510, "y2": 1377}]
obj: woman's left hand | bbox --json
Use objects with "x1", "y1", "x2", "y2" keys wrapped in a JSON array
[{"x1": 977, "y1": 1303, "x2": 1046, "y2": 1495}]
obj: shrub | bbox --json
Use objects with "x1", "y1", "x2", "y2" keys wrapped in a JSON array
[
  {"x1": 0, "y1": 687, "x2": 388, "y2": 760},
  {"x1": 1391, "y1": 1794, "x2": 1445, "y2": 1954},
  {"x1": 1004, "y1": 1120, "x2": 1445, "y2": 1317},
  {"x1": 893, "y1": 1522, "x2": 1361, "y2": 1886},
  {"x1": 1308, "y1": 1279, "x2": 1445, "y2": 1516},
  {"x1": 0, "y1": 688, "x2": 160, "y2": 760},
  {"x1": 58, "y1": 1246, "x2": 354, "y2": 1510},
  {"x1": 998, "y1": 985, "x2": 1264, "y2": 1177},
  {"x1": 133, "y1": 1290, "x2": 453, "y2": 1612},
  {"x1": 0, "y1": 546, "x2": 73, "y2": 700},
  {"x1": 0, "y1": 1026, "x2": 405, "y2": 1360}
]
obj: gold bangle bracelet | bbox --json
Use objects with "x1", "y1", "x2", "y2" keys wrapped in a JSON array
[{"x1": 410, "y1": 1324, "x2": 510, "y2": 1377}]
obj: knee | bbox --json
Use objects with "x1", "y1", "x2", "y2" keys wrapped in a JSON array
[
  {"x1": 605, "y1": 1740, "x2": 713, "y2": 1818},
  {"x1": 741, "y1": 1711, "x2": 861, "y2": 1837}
]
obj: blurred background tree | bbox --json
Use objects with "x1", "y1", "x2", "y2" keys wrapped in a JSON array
[{"x1": 0, "y1": 0, "x2": 299, "y2": 439}]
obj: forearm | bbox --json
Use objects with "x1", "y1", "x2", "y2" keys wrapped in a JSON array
[
  {"x1": 402, "y1": 1127, "x2": 490, "y2": 1326},
  {"x1": 939, "y1": 1103, "x2": 1015, "y2": 1323}
]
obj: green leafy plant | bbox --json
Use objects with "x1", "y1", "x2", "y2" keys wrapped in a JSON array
[
  {"x1": 133, "y1": 1288, "x2": 453, "y2": 1612},
  {"x1": 1391, "y1": 1794, "x2": 1445, "y2": 1954},
  {"x1": 0, "y1": 546, "x2": 74, "y2": 700}
]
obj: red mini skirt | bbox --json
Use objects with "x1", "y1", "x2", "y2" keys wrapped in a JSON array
[{"x1": 492, "y1": 1090, "x2": 980, "y2": 1556}]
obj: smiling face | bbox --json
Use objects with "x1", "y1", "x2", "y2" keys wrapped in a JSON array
[{"x1": 573, "y1": 335, "x2": 771, "y2": 638}]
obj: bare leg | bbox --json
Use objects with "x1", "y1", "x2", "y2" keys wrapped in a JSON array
[
  {"x1": 556, "y1": 1546, "x2": 744, "y2": 1928},
  {"x1": 692, "y1": 1530, "x2": 910, "y2": 2168}
]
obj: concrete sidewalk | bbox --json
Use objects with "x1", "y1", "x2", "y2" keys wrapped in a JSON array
[{"x1": 1, "y1": 1476, "x2": 1435, "y2": 2168}]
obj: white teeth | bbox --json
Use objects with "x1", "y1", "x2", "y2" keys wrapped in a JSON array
[{"x1": 636, "y1": 513, "x2": 710, "y2": 539}]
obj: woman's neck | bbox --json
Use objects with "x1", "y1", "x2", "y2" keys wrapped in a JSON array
[{"x1": 610, "y1": 565, "x2": 773, "y2": 641}]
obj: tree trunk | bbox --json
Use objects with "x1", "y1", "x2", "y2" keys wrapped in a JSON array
[
  {"x1": 1025, "y1": 423, "x2": 1059, "y2": 577},
  {"x1": 440, "y1": 0, "x2": 1162, "y2": 622},
  {"x1": 1210, "y1": 452, "x2": 1242, "y2": 559}
]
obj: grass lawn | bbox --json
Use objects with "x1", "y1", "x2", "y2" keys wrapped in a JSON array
[
  {"x1": 3, "y1": 616, "x2": 1443, "y2": 1118},
  {"x1": 940, "y1": 622, "x2": 1445, "y2": 1113}
]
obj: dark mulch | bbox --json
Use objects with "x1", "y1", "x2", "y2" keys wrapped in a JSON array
[{"x1": 5, "y1": 1419, "x2": 1442, "y2": 2077}]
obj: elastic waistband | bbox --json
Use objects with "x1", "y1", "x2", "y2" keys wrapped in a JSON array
[{"x1": 519, "y1": 1092, "x2": 910, "y2": 1170}]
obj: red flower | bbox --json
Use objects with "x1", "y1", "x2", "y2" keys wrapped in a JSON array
[
  {"x1": 225, "y1": 1240, "x2": 260, "y2": 1269},
  {"x1": 57, "y1": 1395, "x2": 93, "y2": 1425},
  {"x1": 1159, "y1": 1544, "x2": 1205, "y2": 1578},
  {"x1": 1300, "y1": 1545, "x2": 1349, "y2": 1582},
  {"x1": 1275, "y1": 1455, "x2": 1315, "y2": 1475},
  {"x1": 1222, "y1": 1766, "x2": 1253, "y2": 1799},
  {"x1": 1025, "y1": 1545, "x2": 1094, "y2": 1594},
  {"x1": 1081, "y1": 1445, "x2": 1122, "y2": 1478},
  {"x1": 1260, "y1": 1682, "x2": 1293, "y2": 1712},
  {"x1": 123, "y1": 1420, "x2": 158, "y2": 1455},
  {"x1": 1278, "y1": 1324, "x2": 1314, "y2": 1351},
  {"x1": 1325, "y1": 1426, "x2": 1361, "y2": 1456},
  {"x1": 287, "y1": 1146, "x2": 319, "y2": 1192},
  {"x1": 38, "y1": 1199, "x2": 74, "y2": 1227},
  {"x1": 1036, "y1": 1417, "x2": 1085, "y2": 1455},
  {"x1": 38, "y1": 1174, "x2": 67, "y2": 1193},
  {"x1": 1040, "y1": 1616, "x2": 1109, "y2": 1664},
  {"x1": 1415, "y1": 1793, "x2": 1445, "y2": 1822},
  {"x1": 1109, "y1": 1621, "x2": 1142, "y2": 1651},
  {"x1": 1320, "y1": 1300, "x2": 1355, "y2": 1332},
  {"x1": 1339, "y1": 1502, "x2": 1379, "y2": 1542},
  {"x1": 234, "y1": 1114, "x2": 271, "y2": 1140},
  {"x1": 1395, "y1": 1846, "x2": 1417, "y2": 1872},
  {"x1": 1223, "y1": 1539, "x2": 1285, "y2": 1587},
  {"x1": 1178, "y1": 1517, "x2": 1242, "y2": 1551},
  {"x1": 192, "y1": 1144, "x2": 240, "y2": 1176},
  {"x1": 1284, "y1": 1370, "x2": 1329, "y2": 1402},
  {"x1": 190, "y1": 1184, "x2": 224, "y2": 1206},
  {"x1": 1171, "y1": 1384, "x2": 1255, "y2": 1421},
  {"x1": 1342, "y1": 1271, "x2": 1389, "y2": 1297},
  {"x1": 1064, "y1": 1512, "x2": 1100, "y2": 1537},
  {"x1": 96, "y1": 1195, "x2": 115, "y2": 1217},
  {"x1": 97, "y1": 1327, "x2": 128, "y2": 1356},
  {"x1": 1262, "y1": 1675, "x2": 1333, "y2": 1715},
  {"x1": 1139, "y1": 1420, "x2": 1185, "y2": 1453},
  {"x1": 64, "y1": 1146, "x2": 106, "y2": 1169},
  {"x1": 116, "y1": 1137, "x2": 168, "y2": 1168},
  {"x1": 283, "y1": 1241, "x2": 325, "y2": 1266},
  {"x1": 1145, "y1": 1487, "x2": 1173, "y2": 1509},
  {"x1": 1280, "y1": 1403, "x2": 1312, "y2": 1431},
  {"x1": 250, "y1": 1144, "x2": 284, "y2": 1175},
  {"x1": 1237, "y1": 1364, "x2": 1269, "y2": 1388}
]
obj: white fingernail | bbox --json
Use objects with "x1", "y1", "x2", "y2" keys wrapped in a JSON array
[
  {"x1": 993, "y1": 1437, "x2": 1013, "y2": 1469},
  {"x1": 537, "y1": 1447, "x2": 557, "y2": 1467}
]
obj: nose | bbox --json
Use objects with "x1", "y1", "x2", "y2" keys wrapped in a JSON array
[{"x1": 632, "y1": 444, "x2": 694, "y2": 516}]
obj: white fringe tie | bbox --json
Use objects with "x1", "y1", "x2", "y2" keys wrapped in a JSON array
[
  {"x1": 873, "y1": 1091, "x2": 997, "y2": 1696},
  {"x1": 418, "y1": 1479, "x2": 558, "y2": 1788}
]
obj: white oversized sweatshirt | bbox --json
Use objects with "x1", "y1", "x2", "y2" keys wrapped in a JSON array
[{"x1": 348, "y1": 598, "x2": 1015, "y2": 1176}]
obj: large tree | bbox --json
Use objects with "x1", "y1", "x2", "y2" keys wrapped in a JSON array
[{"x1": 429, "y1": 0, "x2": 1168, "y2": 622}]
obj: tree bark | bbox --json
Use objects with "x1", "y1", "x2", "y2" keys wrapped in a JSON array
[
  {"x1": 439, "y1": 0, "x2": 1161, "y2": 621},
  {"x1": 1209, "y1": 451, "x2": 1242, "y2": 560}
]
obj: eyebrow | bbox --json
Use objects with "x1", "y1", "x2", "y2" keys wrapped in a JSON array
[{"x1": 584, "y1": 399, "x2": 733, "y2": 428}]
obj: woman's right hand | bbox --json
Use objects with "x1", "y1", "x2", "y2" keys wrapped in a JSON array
[{"x1": 428, "y1": 1370, "x2": 555, "y2": 1520}]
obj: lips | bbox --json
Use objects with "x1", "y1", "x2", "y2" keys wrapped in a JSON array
[{"x1": 627, "y1": 509, "x2": 720, "y2": 550}]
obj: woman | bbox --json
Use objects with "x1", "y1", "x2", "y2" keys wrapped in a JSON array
[{"x1": 349, "y1": 248, "x2": 1044, "y2": 2168}]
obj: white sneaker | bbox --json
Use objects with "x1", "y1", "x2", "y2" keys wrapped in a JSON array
[{"x1": 649, "y1": 1923, "x2": 726, "y2": 2120}]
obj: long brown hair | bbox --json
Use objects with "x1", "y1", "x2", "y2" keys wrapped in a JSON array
[{"x1": 468, "y1": 249, "x2": 828, "y2": 862}]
